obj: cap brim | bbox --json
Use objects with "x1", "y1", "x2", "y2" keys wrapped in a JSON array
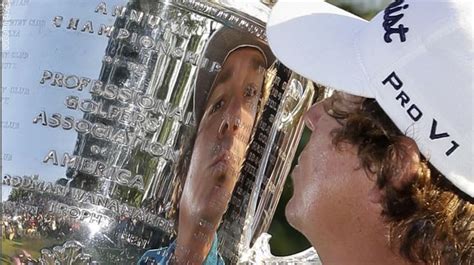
[{"x1": 267, "y1": 0, "x2": 373, "y2": 98}]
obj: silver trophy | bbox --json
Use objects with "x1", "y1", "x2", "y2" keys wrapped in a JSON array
[{"x1": 2, "y1": 0, "x2": 319, "y2": 263}]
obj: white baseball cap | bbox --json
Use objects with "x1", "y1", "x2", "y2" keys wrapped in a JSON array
[{"x1": 267, "y1": 0, "x2": 473, "y2": 197}]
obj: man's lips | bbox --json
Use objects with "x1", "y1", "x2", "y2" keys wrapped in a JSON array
[
  {"x1": 292, "y1": 149, "x2": 308, "y2": 181},
  {"x1": 210, "y1": 150, "x2": 232, "y2": 167},
  {"x1": 291, "y1": 165, "x2": 300, "y2": 181},
  {"x1": 209, "y1": 150, "x2": 233, "y2": 182}
]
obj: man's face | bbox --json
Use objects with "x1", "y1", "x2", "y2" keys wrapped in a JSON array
[
  {"x1": 287, "y1": 96, "x2": 390, "y2": 262},
  {"x1": 181, "y1": 47, "x2": 266, "y2": 222}
]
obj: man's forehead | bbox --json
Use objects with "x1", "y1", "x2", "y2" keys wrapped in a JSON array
[
  {"x1": 226, "y1": 48, "x2": 266, "y2": 69},
  {"x1": 212, "y1": 52, "x2": 265, "y2": 87}
]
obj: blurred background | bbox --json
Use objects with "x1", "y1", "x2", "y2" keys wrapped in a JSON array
[{"x1": 267, "y1": 0, "x2": 391, "y2": 256}]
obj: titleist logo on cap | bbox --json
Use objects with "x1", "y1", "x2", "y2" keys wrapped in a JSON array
[{"x1": 383, "y1": 0, "x2": 410, "y2": 43}]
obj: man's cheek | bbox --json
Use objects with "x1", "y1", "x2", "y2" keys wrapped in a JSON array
[{"x1": 245, "y1": 98, "x2": 259, "y2": 113}]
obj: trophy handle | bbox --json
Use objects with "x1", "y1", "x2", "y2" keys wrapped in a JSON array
[
  {"x1": 246, "y1": 74, "x2": 313, "y2": 240},
  {"x1": 239, "y1": 233, "x2": 322, "y2": 264},
  {"x1": 279, "y1": 79, "x2": 307, "y2": 129},
  {"x1": 236, "y1": 69, "x2": 316, "y2": 263}
]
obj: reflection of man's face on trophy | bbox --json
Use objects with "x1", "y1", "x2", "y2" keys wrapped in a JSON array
[
  {"x1": 176, "y1": 47, "x2": 267, "y2": 263},
  {"x1": 182, "y1": 47, "x2": 265, "y2": 218}
]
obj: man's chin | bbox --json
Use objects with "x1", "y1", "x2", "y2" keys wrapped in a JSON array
[
  {"x1": 192, "y1": 207, "x2": 225, "y2": 228},
  {"x1": 193, "y1": 188, "x2": 231, "y2": 220},
  {"x1": 285, "y1": 197, "x2": 303, "y2": 231}
]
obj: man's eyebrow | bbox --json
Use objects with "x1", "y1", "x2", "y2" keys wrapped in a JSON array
[
  {"x1": 251, "y1": 55, "x2": 266, "y2": 71},
  {"x1": 213, "y1": 66, "x2": 233, "y2": 88}
]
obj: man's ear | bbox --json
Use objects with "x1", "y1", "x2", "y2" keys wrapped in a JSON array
[
  {"x1": 389, "y1": 136, "x2": 421, "y2": 190},
  {"x1": 367, "y1": 136, "x2": 421, "y2": 204},
  {"x1": 368, "y1": 185, "x2": 384, "y2": 204}
]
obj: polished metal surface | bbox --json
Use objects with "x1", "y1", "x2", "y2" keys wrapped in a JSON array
[{"x1": 2, "y1": 0, "x2": 317, "y2": 263}]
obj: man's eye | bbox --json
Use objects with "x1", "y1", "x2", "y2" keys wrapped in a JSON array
[
  {"x1": 210, "y1": 99, "x2": 224, "y2": 113},
  {"x1": 244, "y1": 86, "x2": 257, "y2": 97}
]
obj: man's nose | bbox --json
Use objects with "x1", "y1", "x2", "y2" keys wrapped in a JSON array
[
  {"x1": 218, "y1": 115, "x2": 241, "y2": 138},
  {"x1": 218, "y1": 97, "x2": 245, "y2": 139}
]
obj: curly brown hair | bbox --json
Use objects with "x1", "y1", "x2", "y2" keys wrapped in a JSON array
[{"x1": 325, "y1": 92, "x2": 474, "y2": 265}]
